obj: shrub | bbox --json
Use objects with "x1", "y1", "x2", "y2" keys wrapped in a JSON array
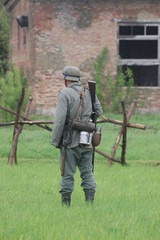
[
  {"x1": 93, "y1": 48, "x2": 137, "y2": 113},
  {"x1": 0, "y1": 4, "x2": 30, "y2": 121},
  {"x1": 94, "y1": 47, "x2": 108, "y2": 110},
  {"x1": 0, "y1": 67, "x2": 29, "y2": 121},
  {"x1": 106, "y1": 63, "x2": 138, "y2": 113}
]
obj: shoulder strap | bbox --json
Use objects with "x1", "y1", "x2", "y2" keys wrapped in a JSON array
[{"x1": 69, "y1": 86, "x2": 84, "y2": 119}]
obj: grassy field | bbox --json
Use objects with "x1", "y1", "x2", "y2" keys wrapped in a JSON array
[
  {"x1": 0, "y1": 113, "x2": 160, "y2": 239},
  {"x1": 0, "y1": 113, "x2": 160, "y2": 161}
]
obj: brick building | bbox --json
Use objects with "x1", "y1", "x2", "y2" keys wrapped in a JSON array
[{"x1": 4, "y1": 0, "x2": 160, "y2": 114}]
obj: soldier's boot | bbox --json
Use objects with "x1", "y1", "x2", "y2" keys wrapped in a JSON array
[
  {"x1": 61, "y1": 193, "x2": 71, "y2": 207},
  {"x1": 84, "y1": 190, "x2": 95, "y2": 203}
]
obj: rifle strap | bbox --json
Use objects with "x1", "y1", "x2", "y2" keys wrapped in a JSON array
[{"x1": 70, "y1": 86, "x2": 84, "y2": 119}]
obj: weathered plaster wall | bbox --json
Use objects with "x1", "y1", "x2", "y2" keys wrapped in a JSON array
[
  {"x1": 7, "y1": 0, "x2": 160, "y2": 114},
  {"x1": 9, "y1": 0, "x2": 34, "y2": 77}
]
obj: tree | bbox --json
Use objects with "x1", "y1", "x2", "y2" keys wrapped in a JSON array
[
  {"x1": 0, "y1": 1, "x2": 2, "y2": 19},
  {"x1": 0, "y1": 67, "x2": 30, "y2": 121},
  {"x1": 0, "y1": 3, "x2": 9, "y2": 76}
]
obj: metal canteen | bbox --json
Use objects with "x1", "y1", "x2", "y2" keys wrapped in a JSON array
[{"x1": 79, "y1": 131, "x2": 93, "y2": 145}]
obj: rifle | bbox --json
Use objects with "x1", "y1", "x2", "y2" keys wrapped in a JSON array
[
  {"x1": 61, "y1": 146, "x2": 66, "y2": 176},
  {"x1": 88, "y1": 80, "x2": 97, "y2": 172},
  {"x1": 61, "y1": 122, "x2": 72, "y2": 176}
]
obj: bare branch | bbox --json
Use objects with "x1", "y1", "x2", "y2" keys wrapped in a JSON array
[
  {"x1": 97, "y1": 116, "x2": 146, "y2": 130},
  {"x1": 95, "y1": 148, "x2": 121, "y2": 164}
]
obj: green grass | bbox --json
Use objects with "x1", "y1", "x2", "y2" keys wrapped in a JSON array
[
  {"x1": 99, "y1": 113, "x2": 160, "y2": 161},
  {"x1": 0, "y1": 114, "x2": 160, "y2": 239},
  {"x1": 0, "y1": 159, "x2": 160, "y2": 240},
  {"x1": 0, "y1": 113, "x2": 160, "y2": 162}
]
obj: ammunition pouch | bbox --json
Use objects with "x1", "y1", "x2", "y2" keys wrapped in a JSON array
[{"x1": 72, "y1": 119, "x2": 95, "y2": 133}]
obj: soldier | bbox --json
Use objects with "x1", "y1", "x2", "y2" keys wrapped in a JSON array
[{"x1": 51, "y1": 66, "x2": 103, "y2": 206}]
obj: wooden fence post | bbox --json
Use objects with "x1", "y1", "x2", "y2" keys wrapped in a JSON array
[
  {"x1": 14, "y1": 96, "x2": 33, "y2": 164},
  {"x1": 108, "y1": 100, "x2": 136, "y2": 166},
  {"x1": 7, "y1": 88, "x2": 33, "y2": 165},
  {"x1": 8, "y1": 87, "x2": 25, "y2": 165},
  {"x1": 121, "y1": 100, "x2": 127, "y2": 165}
]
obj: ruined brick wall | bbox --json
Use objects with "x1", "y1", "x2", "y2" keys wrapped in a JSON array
[
  {"x1": 137, "y1": 87, "x2": 160, "y2": 114},
  {"x1": 7, "y1": 0, "x2": 160, "y2": 114}
]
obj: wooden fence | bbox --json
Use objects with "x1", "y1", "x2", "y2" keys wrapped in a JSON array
[{"x1": 0, "y1": 87, "x2": 146, "y2": 166}]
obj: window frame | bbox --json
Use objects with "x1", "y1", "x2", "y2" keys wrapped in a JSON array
[{"x1": 117, "y1": 21, "x2": 160, "y2": 86}]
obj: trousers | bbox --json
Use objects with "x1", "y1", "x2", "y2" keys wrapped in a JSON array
[{"x1": 59, "y1": 146, "x2": 96, "y2": 195}]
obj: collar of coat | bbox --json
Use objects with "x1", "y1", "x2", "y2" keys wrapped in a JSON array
[{"x1": 67, "y1": 82, "x2": 81, "y2": 88}]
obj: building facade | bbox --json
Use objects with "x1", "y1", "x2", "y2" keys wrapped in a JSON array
[{"x1": 4, "y1": 0, "x2": 160, "y2": 114}]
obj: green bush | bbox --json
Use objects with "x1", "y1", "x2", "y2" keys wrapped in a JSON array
[
  {"x1": 106, "y1": 64, "x2": 138, "y2": 113},
  {"x1": 0, "y1": 4, "x2": 30, "y2": 121},
  {"x1": 94, "y1": 48, "x2": 137, "y2": 113},
  {"x1": 94, "y1": 47, "x2": 108, "y2": 110},
  {"x1": 0, "y1": 67, "x2": 29, "y2": 121}
]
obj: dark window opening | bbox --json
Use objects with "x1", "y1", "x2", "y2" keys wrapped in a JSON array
[
  {"x1": 119, "y1": 25, "x2": 144, "y2": 36},
  {"x1": 122, "y1": 65, "x2": 158, "y2": 86},
  {"x1": 119, "y1": 26, "x2": 131, "y2": 35},
  {"x1": 146, "y1": 26, "x2": 158, "y2": 35},
  {"x1": 119, "y1": 25, "x2": 158, "y2": 36},
  {"x1": 133, "y1": 26, "x2": 144, "y2": 35},
  {"x1": 119, "y1": 40, "x2": 158, "y2": 59}
]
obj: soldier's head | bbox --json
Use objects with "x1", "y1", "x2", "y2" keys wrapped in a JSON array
[{"x1": 62, "y1": 66, "x2": 81, "y2": 86}]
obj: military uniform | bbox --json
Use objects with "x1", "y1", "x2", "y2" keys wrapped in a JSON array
[{"x1": 51, "y1": 66, "x2": 103, "y2": 206}]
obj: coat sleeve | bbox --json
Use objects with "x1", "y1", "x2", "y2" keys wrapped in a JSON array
[
  {"x1": 95, "y1": 95, "x2": 103, "y2": 117},
  {"x1": 50, "y1": 91, "x2": 68, "y2": 147}
]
